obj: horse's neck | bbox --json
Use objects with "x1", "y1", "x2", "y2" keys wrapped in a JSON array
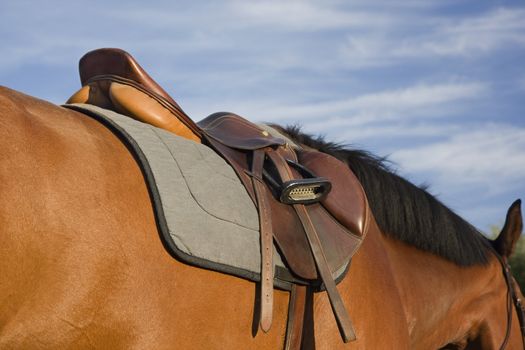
[{"x1": 382, "y1": 235, "x2": 505, "y2": 348}]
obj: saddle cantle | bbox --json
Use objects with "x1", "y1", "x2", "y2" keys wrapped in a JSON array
[
  {"x1": 67, "y1": 48, "x2": 201, "y2": 142},
  {"x1": 67, "y1": 48, "x2": 370, "y2": 346}
]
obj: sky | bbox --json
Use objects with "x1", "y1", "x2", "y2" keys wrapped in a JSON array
[{"x1": 1, "y1": 0, "x2": 524, "y2": 233}]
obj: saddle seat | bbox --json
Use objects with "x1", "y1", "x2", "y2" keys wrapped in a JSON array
[{"x1": 67, "y1": 48, "x2": 371, "y2": 345}]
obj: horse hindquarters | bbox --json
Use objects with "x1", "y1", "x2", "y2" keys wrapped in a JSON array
[
  {"x1": 0, "y1": 87, "x2": 292, "y2": 349},
  {"x1": 0, "y1": 87, "x2": 158, "y2": 348}
]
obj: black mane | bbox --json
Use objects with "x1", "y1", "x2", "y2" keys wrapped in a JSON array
[{"x1": 276, "y1": 125, "x2": 490, "y2": 266}]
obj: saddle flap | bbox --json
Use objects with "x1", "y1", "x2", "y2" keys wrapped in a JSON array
[
  {"x1": 269, "y1": 149, "x2": 368, "y2": 280},
  {"x1": 298, "y1": 150, "x2": 369, "y2": 237},
  {"x1": 199, "y1": 113, "x2": 286, "y2": 150},
  {"x1": 270, "y1": 200, "x2": 363, "y2": 281}
]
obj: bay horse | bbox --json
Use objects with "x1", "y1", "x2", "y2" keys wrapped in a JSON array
[{"x1": 0, "y1": 85, "x2": 523, "y2": 349}]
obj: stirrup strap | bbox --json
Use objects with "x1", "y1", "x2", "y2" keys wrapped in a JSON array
[
  {"x1": 293, "y1": 204, "x2": 356, "y2": 342},
  {"x1": 267, "y1": 150, "x2": 357, "y2": 343},
  {"x1": 285, "y1": 285, "x2": 307, "y2": 350},
  {"x1": 251, "y1": 149, "x2": 274, "y2": 332}
]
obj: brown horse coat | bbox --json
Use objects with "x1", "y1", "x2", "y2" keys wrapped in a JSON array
[{"x1": 0, "y1": 87, "x2": 522, "y2": 349}]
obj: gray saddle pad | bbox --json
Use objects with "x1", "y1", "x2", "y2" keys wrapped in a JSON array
[{"x1": 65, "y1": 104, "x2": 349, "y2": 289}]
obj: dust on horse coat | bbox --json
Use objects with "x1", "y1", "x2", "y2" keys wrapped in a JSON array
[{"x1": 0, "y1": 87, "x2": 523, "y2": 349}]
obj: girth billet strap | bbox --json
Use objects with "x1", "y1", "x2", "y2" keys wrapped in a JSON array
[
  {"x1": 284, "y1": 285, "x2": 307, "y2": 350},
  {"x1": 267, "y1": 150, "x2": 357, "y2": 343},
  {"x1": 251, "y1": 149, "x2": 274, "y2": 332}
]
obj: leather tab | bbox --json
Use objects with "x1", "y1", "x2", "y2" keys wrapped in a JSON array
[{"x1": 199, "y1": 113, "x2": 285, "y2": 150}]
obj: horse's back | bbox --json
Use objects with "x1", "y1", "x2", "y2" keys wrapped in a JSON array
[{"x1": 0, "y1": 87, "x2": 409, "y2": 349}]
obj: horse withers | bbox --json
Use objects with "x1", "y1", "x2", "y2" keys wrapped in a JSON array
[{"x1": 0, "y1": 86, "x2": 523, "y2": 349}]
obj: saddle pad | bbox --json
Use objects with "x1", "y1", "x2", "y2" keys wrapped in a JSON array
[{"x1": 65, "y1": 104, "x2": 350, "y2": 289}]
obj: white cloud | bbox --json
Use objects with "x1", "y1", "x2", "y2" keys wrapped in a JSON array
[
  {"x1": 392, "y1": 124, "x2": 525, "y2": 194},
  {"x1": 235, "y1": 81, "x2": 489, "y2": 126},
  {"x1": 401, "y1": 8, "x2": 525, "y2": 57},
  {"x1": 230, "y1": 1, "x2": 397, "y2": 31},
  {"x1": 384, "y1": 122, "x2": 525, "y2": 229},
  {"x1": 309, "y1": 121, "x2": 461, "y2": 142},
  {"x1": 339, "y1": 7, "x2": 525, "y2": 68},
  {"x1": 2, "y1": 2, "x2": 523, "y2": 80}
]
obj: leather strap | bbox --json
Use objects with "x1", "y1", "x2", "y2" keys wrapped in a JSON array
[
  {"x1": 285, "y1": 285, "x2": 307, "y2": 350},
  {"x1": 497, "y1": 254, "x2": 525, "y2": 350},
  {"x1": 268, "y1": 150, "x2": 357, "y2": 343},
  {"x1": 293, "y1": 204, "x2": 356, "y2": 342},
  {"x1": 251, "y1": 149, "x2": 274, "y2": 333}
]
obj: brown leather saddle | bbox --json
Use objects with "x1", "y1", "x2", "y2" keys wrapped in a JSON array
[
  {"x1": 68, "y1": 48, "x2": 370, "y2": 347},
  {"x1": 67, "y1": 48, "x2": 201, "y2": 142}
]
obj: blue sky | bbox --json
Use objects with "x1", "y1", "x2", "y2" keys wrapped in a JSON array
[{"x1": 1, "y1": 0, "x2": 524, "y2": 233}]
